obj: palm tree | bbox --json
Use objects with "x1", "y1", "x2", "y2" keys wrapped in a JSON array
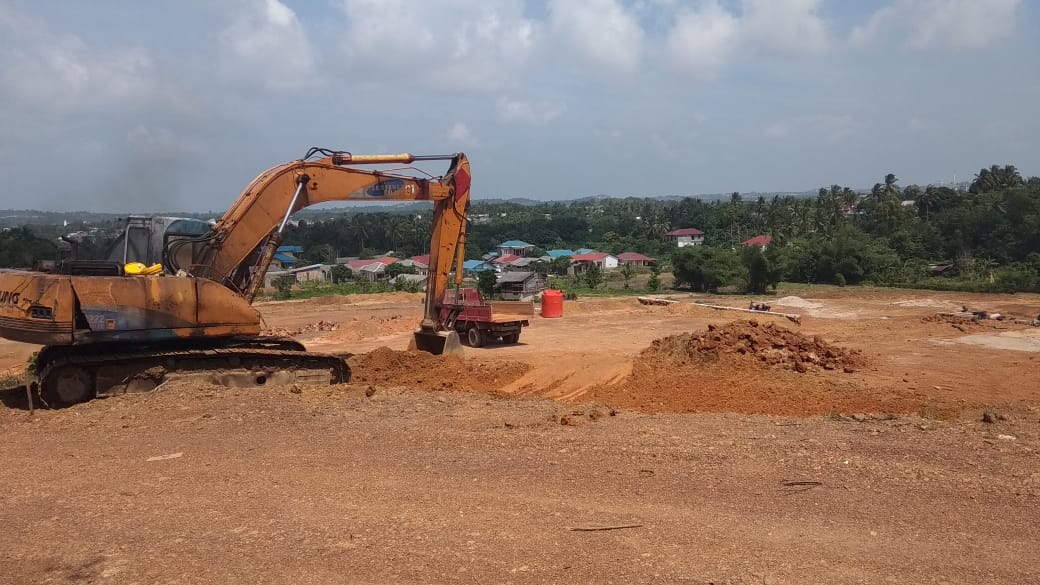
[
  {"x1": 883, "y1": 173, "x2": 900, "y2": 200},
  {"x1": 970, "y1": 164, "x2": 1024, "y2": 193},
  {"x1": 385, "y1": 216, "x2": 405, "y2": 251},
  {"x1": 349, "y1": 214, "x2": 370, "y2": 252}
]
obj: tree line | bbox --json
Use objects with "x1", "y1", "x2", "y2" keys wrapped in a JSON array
[{"x1": 2, "y1": 164, "x2": 1038, "y2": 293}]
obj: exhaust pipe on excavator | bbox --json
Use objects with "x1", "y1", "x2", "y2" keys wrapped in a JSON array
[{"x1": 411, "y1": 329, "x2": 464, "y2": 356}]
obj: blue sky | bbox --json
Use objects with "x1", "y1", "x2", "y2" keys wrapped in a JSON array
[{"x1": 0, "y1": 0, "x2": 1036, "y2": 212}]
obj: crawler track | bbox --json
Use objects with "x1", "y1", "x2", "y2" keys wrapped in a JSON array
[{"x1": 33, "y1": 336, "x2": 350, "y2": 407}]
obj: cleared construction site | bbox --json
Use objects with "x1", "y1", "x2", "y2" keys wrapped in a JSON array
[{"x1": 2, "y1": 287, "x2": 1038, "y2": 584}]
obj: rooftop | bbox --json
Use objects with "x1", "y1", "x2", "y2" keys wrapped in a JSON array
[
  {"x1": 666, "y1": 228, "x2": 704, "y2": 237},
  {"x1": 493, "y1": 254, "x2": 521, "y2": 264},
  {"x1": 618, "y1": 252, "x2": 656, "y2": 262},
  {"x1": 498, "y1": 240, "x2": 533, "y2": 248},
  {"x1": 496, "y1": 271, "x2": 537, "y2": 284},
  {"x1": 463, "y1": 260, "x2": 495, "y2": 271},
  {"x1": 742, "y1": 235, "x2": 773, "y2": 247},
  {"x1": 571, "y1": 252, "x2": 612, "y2": 262}
]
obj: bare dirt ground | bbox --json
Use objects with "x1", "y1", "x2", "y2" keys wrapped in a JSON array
[{"x1": 2, "y1": 287, "x2": 1040, "y2": 584}]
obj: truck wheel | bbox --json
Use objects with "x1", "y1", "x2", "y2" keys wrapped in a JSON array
[
  {"x1": 467, "y1": 327, "x2": 485, "y2": 348},
  {"x1": 502, "y1": 333, "x2": 519, "y2": 344}
]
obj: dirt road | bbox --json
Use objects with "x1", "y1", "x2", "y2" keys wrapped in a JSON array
[{"x1": 2, "y1": 288, "x2": 1039, "y2": 584}]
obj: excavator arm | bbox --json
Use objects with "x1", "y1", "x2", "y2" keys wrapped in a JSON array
[{"x1": 185, "y1": 149, "x2": 471, "y2": 353}]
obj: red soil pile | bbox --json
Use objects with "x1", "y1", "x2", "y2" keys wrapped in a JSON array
[
  {"x1": 921, "y1": 313, "x2": 988, "y2": 330},
  {"x1": 644, "y1": 320, "x2": 864, "y2": 373},
  {"x1": 583, "y1": 321, "x2": 937, "y2": 417},
  {"x1": 348, "y1": 348, "x2": 529, "y2": 392}
]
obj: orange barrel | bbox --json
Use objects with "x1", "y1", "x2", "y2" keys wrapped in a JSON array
[{"x1": 541, "y1": 289, "x2": 564, "y2": 318}]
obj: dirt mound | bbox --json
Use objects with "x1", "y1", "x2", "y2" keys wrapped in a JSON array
[
  {"x1": 348, "y1": 348, "x2": 529, "y2": 392},
  {"x1": 580, "y1": 321, "x2": 928, "y2": 417},
  {"x1": 922, "y1": 313, "x2": 988, "y2": 331},
  {"x1": 643, "y1": 320, "x2": 864, "y2": 373},
  {"x1": 773, "y1": 295, "x2": 823, "y2": 309}
]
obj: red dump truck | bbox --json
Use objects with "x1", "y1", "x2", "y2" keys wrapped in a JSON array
[{"x1": 439, "y1": 288, "x2": 533, "y2": 347}]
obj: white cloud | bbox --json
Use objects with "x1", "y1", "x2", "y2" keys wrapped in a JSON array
[
  {"x1": 765, "y1": 114, "x2": 855, "y2": 143},
  {"x1": 496, "y1": 97, "x2": 565, "y2": 125},
  {"x1": 337, "y1": 0, "x2": 536, "y2": 91},
  {"x1": 549, "y1": 0, "x2": 643, "y2": 74},
  {"x1": 218, "y1": 0, "x2": 318, "y2": 91},
  {"x1": 666, "y1": 0, "x2": 740, "y2": 79},
  {"x1": 851, "y1": 0, "x2": 1021, "y2": 49},
  {"x1": 0, "y1": 7, "x2": 157, "y2": 112},
  {"x1": 447, "y1": 122, "x2": 479, "y2": 147},
  {"x1": 742, "y1": 0, "x2": 829, "y2": 54}
]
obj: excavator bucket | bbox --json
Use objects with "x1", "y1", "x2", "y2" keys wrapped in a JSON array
[{"x1": 411, "y1": 329, "x2": 464, "y2": 356}]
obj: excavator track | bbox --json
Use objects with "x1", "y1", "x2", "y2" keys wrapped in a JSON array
[{"x1": 33, "y1": 336, "x2": 350, "y2": 407}]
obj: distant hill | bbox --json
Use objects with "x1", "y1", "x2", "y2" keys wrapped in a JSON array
[{"x1": 0, "y1": 185, "x2": 892, "y2": 227}]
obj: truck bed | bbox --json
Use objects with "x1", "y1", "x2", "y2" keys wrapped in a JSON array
[{"x1": 487, "y1": 301, "x2": 535, "y2": 323}]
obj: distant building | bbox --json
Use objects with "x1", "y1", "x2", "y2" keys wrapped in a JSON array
[
  {"x1": 463, "y1": 260, "x2": 496, "y2": 276},
  {"x1": 504, "y1": 257, "x2": 543, "y2": 272},
  {"x1": 263, "y1": 263, "x2": 328, "y2": 289},
  {"x1": 570, "y1": 252, "x2": 619, "y2": 274},
  {"x1": 741, "y1": 235, "x2": 772, "y2": 250},
  {"x1": 393, "y1": 273, "x2": 428, "y2": 290},
  {"x1": 395, "y1": 255, "x2": 430, "y2": 276},
  {"x1": 496, "y1": 240, "x2": 535, "y2": 257},
  {"x1": 617, "y1": 252, "x2": 657, "y2": 267},
  {"x1": 546, "y1": 249, "x2": 574, "y2": 259},
  {"x1": 272, "y1": 245, "x2": 305, "y2": 269},
  {"x1": 343, "y1": 257, "x2": 397, "y2": 281},
  {"x1": 666, "y1": 228, "x2": 705, "y2": 247},
  {"x1": 494, "y1": 271, "x2": 546, "y2": 301},
  {"x1": 492, "y1": 254, "x2": 521, "y2": 272}
]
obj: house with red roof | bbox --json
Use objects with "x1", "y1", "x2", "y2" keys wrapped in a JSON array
[
  {"x1": 345, "y1": 256, "x2": 397, "y2": 281},
  {"x1": 491, "y1": 254, "x2": 522, "y2": 272},
  {"x1": 742, "y1": 235, "x2": 772, "y2": 250},
  {"x1": 666, "y1": 228, "x2": 705, "y2": 247},
  {"x1": 570, "y1": 251, "x2": 619, "y2": 274},
  {"x1": 617, "y1": 252, "x2": 657, "y2": 267},
  {"x1": 393, "y1": 254, "x2": 429, "y2": 276}
]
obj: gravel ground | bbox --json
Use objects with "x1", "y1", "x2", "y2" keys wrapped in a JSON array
[{"x1": 2, "y1": 382, "x2": 1038, "y2": 585}]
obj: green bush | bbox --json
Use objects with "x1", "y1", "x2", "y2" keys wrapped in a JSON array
[
  {"x1": 272, "y1": 275, "x2": 295, "y2": 300},
  {"x1": 477, "y1": 270, "x2": 497, "y2": 298},
  {"x1": 671, "y1": 246, "x2": 745, "y2": 293}
]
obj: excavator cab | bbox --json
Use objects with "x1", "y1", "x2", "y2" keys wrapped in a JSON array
[{"x1": 102, "y1": 216, "x2": 214, "y2": 273}]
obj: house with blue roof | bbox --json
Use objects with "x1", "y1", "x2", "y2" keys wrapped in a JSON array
[
  {"x1": 575, "y1": 248, "x2": 596, "y2": 255},
  {"x1": 546, "y1": 249, "x2": 574, "y2": 259},
  {"x1": 496, "y1": 240, "x2": 535, "y2": 257},
  {"x1": 463, "y1": 260, "x2": 496, "y2": 276},
  {"x1": 272, "y1": 245, "x2": 304, "y2": 269}
]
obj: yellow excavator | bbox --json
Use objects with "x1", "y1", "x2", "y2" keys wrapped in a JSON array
[{"x1": 0, "y1": 148, "x2": 470, "y2": 405}]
